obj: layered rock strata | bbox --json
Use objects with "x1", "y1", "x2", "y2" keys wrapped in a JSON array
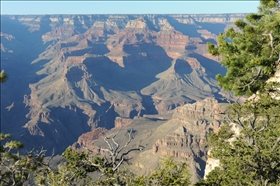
[
  {"x1": 1, "y1": 14, "x2": 242, "y2": 153},
  {"x1": 150, "y1": 98, "x2": 228, "y2": 182}
]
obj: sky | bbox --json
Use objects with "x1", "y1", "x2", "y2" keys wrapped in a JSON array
[{"x1": 1, "y1": 1, "x2": 260, "y2": 15}]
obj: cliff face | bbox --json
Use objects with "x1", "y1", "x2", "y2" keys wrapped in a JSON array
[
  {"x1": 72, "y1": 98, "x2": 228, "y2": 183},
  {"x1": 154, "y1": 98, "x2": 226, "y2": 155},
  {"x1": 150, "y1": 98, "x2": 228, "y2": 182},
  {"x1": 1, "y1": 14, "x2": 243, "y2": 154}
]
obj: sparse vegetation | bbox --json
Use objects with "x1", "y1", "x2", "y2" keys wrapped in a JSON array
[
  {"x1": 1, "y1": 132, "x2": 191, "y2": 186},
  {"x1": 0, "y1": 70, "x2": 8, "y2": 83},
  {"x1": 0, "y1": 133, "x2": 48, "y2": 186}
]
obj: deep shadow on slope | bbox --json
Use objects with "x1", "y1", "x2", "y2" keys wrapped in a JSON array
[
  {"x1": 18, "y1": 105, "x2": 92, "y2": 155},
  {"x1": 197, "y1": 22, "x2": 226, "y2": 36},
  {"x1": 1, "y1": 16, "x2": 53, "y2": 134},
  {"x1": 174, "y1": 59, "x2": 193, "y2": 75},
  {"x1": 189, "y1": 53, "x2": 226, "y2": 78},
  {"x1": 165, "y1": 16, "x2": 201, "y2": 37},
  {"x1": 83, "y1": 43, "x2": 173, "y2": 92}
]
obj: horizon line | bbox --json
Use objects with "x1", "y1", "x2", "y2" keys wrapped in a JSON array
[{"x1": 1, "y1": 13, "x2": 249, "y2": 16}]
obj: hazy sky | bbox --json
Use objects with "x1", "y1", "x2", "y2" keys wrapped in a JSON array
[{"x1": 1, "y1": 1, "x2": 260, "y2": 15}]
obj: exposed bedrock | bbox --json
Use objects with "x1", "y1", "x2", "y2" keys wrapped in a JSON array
[{"x1": 1, "y1": 14, "x2": 242, "y2": 154}]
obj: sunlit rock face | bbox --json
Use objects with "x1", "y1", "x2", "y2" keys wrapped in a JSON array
[
  {"x1": 1, "y1": 14, "x2": 244, "y2": 154},
  {"x1": 152, "y1": 98, "x2": 228, "y2": 182},
  {"x1": 73, "y1": 98, "x2": 228, "y2": 183}
]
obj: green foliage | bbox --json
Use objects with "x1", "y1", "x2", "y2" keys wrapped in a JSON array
[
  {"x1": 36, "y1": 147, "x2": 137, "y2": 186},
  {"x1": 92, "y1": 168, "x2": 137, "y2": 186},
  {"x1": 0, "y1": 133, "x2": 46, "y2": 186},
  {"x1": 36, "y1": 148, "x2": 99, "y2": 186},
  {"x1": 197, "y1": 96, "x2": 280, "y2": 185},
  {"x1": 200, "y1": 1, "x2": 280, "y2": 185},
  {"x1": 94, "y1": 156, "x2": 191, "y2": 186},
  {"x1": 145, "y1": 157, "x2": 191, "y2": 186},
  {"x1": 0, "y1": 70, "x2": 8, "y2": 83},
  {"x1": 62, "y1": 148, "x2": 99, "y2": 177},
  {"x1": 208, "y1": 0, "x2": 280, "y2": 96},
  {"x1": 1, "y1": 127, "x2": 189, "y2": 185},
  {"x1": 85, "y1": 156, "x2": 191, "y2": 186},
  {"x1": 38, "y1": 149, "x2": 191, "y2": 186}
]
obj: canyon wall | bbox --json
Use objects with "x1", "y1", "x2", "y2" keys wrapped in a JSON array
[{"x1": 1, "y1": 14, "x2": 243, "y2": 153}]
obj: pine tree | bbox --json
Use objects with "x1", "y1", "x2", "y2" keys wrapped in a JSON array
[
  {"x1": 197, "y1": 0, "x2": 280, "y2": 185},
  {"x1": 207, "y1": 0, "x2": 280, "y2": 96}
]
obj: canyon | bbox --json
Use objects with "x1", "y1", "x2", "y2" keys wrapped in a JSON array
[
  {"x1": 1, "y1": 14, "x2": 244, "y2": 179},
  {"x1": 73, "y1": 98, "x2": 229, "y2": 182}
]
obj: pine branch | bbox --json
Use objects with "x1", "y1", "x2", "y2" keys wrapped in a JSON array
[{"x1": 237, "y1": 67, "x2": 262, "y2": 90}]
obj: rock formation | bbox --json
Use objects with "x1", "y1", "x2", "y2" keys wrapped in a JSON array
[
  {"x1": 72, "y1": 98, "x2": 228, "y2": 183},
  {"x1": 1, "y1": 14, "x2": 243, "y2": 154},
  {"x1": 150, "y1": 98, "x2": 228, "y2": 182}
]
